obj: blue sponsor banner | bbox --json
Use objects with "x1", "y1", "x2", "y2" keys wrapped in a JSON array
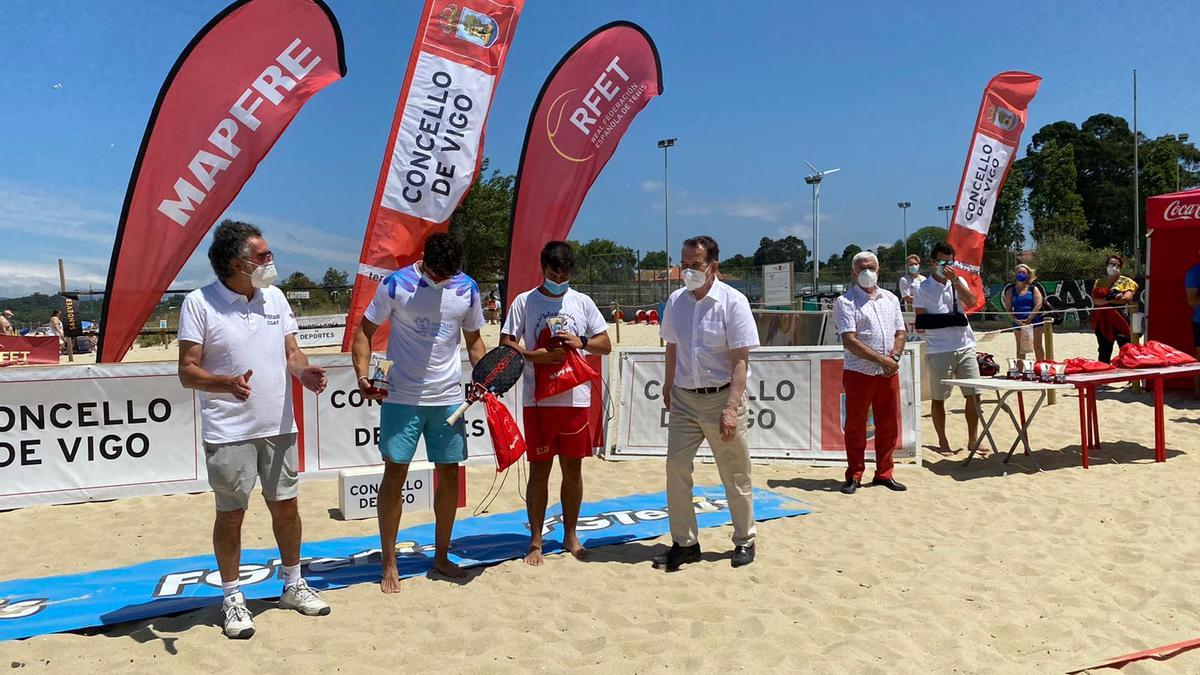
[{"x1": 0, "y1": 487, "x2": 808, "y2": 641}]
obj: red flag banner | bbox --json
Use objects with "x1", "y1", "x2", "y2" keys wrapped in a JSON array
[
  {"x1": 342, "y1": 0, "x2": 524, "y2": 351},
  {"x1": 0, "y1": 336, "x2": 60, "y2": 367},
  {"x1": 96, "y1": 0, "x2": 346, "y2": 363},
  {"x1": 946, "y1": 71, "x2": 1041, "y2": 313},
  {"x1": 503, "y1": 22, "x2": 662, "y2": 309}
]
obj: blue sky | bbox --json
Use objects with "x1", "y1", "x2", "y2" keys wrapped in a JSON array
[{"x1": 2, "y1": 0, "x2": 1198, "y2": 297}]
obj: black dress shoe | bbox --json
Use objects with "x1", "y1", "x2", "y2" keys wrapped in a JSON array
[
  {"x1": 840, "y1": 479, "x2": 860, "y2": 494},
  {"x1": 731, "y1": 544, "x2": 756, "y2": 568},
  {"x1": 664, "y1": 543, "x2": 701, "y2": 572},
  {"x1": 871, "y1": 477, "x2": 907, "y2": 491},
  {"x1": 652, "y1": 550, "x2": 669, "y2": 567}
]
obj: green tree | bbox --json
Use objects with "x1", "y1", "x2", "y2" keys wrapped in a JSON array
[
  {"x1": 722, "y1": 253, "x2": 753, "y2": 273},
  {"x1": 321, "y1": 267, "x2": 349, "y2": 289},
  {"x1": 1032, "y1": 233, "x2": 1119, "y2": 281},
  {"x1": 280, "y1": 271, "x2": 316, "y2": 289},
  {"x1": 989, "y1": 168, "x2": 1026, "y2": 253},
  {"x1": 905, "y1": 226, "x2": 948, "y2": 261},
  {"x1": 1027, "y1": 139, "x2": 1087, "y2": 243},
  {"x1": 640, "y1": 250, "x2": 667, "y2": 269},
  {"x1": 572, "y1": 239, "x2": 638, "y2": 285},
  {"x1": 449, "y1": 158, "x2": 514, "y2": 281},
  {"x1": 752, "y1": 236, "x2": 809, "y2": 269}
]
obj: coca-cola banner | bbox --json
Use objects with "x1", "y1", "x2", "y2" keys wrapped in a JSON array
[
  {"x1": 97, "y1": 0, "x2": 347, "y2": 363},
  {"x1": 343, "y1": 0, "x2": 524, "y2": 351},
  {"x1": 1145, "y1": 188, "x2": 1200, "y2": 379},
  {"x1": 503, "y1": 22, "x2": 662, "y2": 310},
  {"x1": 946, "y1": 72, "x2": 1041, "y2": 313}
]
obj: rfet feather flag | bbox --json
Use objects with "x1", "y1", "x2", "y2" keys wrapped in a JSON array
[
  {"x1": 97, "y1": 0, "x2": 346, "y2": 362},
  {"x1": 343, "y1": 0, "x2": 524, "y2": 351},
  {"x1": 947, "y1": 71, "x2": 1041, "y2": 313},
  {"x1": 503, "y1": 21, "x2": 662, "y2": 309}
]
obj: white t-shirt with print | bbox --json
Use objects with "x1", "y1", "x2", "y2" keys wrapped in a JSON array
[
  {"x1": 178, "y1": 282, "x2": 299, "y2": 444},
  {"x1": 364, "y1": 264, "x2": 485, "y2": 406},
  {"x1": 502, "y1": 287, "x2": 607, "y2": 408}
]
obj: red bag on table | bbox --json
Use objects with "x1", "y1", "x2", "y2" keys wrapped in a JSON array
[
  {"x1": 1112, "y1": 343, "x2": 1168, "y2": 369},
  {"x1": 1062, "y1": 358, "x2": 1115, "y2": 374},
  {"x1": 1144, "y1": 340, "x2": 1197, "y2": 366},
  {"x1": 534, "y1": 348, "x2": 599, "y2": 401},
  {"x1": 482, "y1": 391, "x2": 526, "y2": 472}
]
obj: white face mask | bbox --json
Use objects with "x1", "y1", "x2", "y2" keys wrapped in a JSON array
[
  {"x1": 1107, "y1": 265, "x2": 1120, "y2": 277},
  {"x1": 683, "y1": 267, "x2": 708, "y2": 291},
  {"x1": 907, "y1": 264, "x2": 920, "y2": 275},
  {"x1": 857, "y1": 268, "x2": 878, "y2": 289},
  {"x1": 243, "y1": 261, "x2": 278, "y2": 289}
]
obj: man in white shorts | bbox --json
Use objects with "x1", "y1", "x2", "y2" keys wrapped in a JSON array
[
  {"x1": 913, "y1": 241, "x2": 980, "y2": 455},
  {"x1": 352, "y1": 232, "x2": 486, "y2": 592},
  {"x1": 178, "y1": 220, "x2": 330, "y2": 640}
]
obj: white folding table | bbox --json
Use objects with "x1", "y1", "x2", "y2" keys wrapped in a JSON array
[{"x1": 942, "y1": 377, "x2": 1075, "y2": 474}]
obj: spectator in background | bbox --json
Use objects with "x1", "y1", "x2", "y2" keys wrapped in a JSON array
[
  {"x1": 833, "y1": 251, "x2": 907, "y2": 494},
  {"x1": 1091, "y1": 254, "x2": 1139, "y2": 364},
  {"x1": 50, "y1": 309, "x2": 66, "y2": 354},
  {"x1": 0, "y1": 309, "x2": 15, "y2": 335},
  {"x1": 914, "y1": 242, "x2": 981, "y2": 455},
  {"x1": 1002, "y1": 264, "x2": 1045, "y2": 360},
  {"x1": 898, "y1": 254, "x2": 925, "y2": 313}
]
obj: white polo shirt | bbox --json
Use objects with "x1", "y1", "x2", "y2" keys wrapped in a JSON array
[
  {"x1": 178, "y1": 282, "x2": 299, "y2": 444},
  {"x1": 899, "y1": 273, "x2": 924, "y2": 300},
  {"x1": 913, "y1": 275, "x2": 977, "y2": 354},
  {"x1": 833, "y1": 285, "x2": 906, "y2": 376},
  {"x1": 502, "y1": 287, "x2": 608, "y2": 408},
  {"x1": 660, "y1": 279, "x2": 759, "y2": 389},
  {"x1": 364, "y1": 263, "x2": 485, "y2": 406}
]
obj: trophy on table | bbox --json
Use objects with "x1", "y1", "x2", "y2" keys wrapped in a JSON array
[{"x1": 366, "y1": 354, "x2": 394, "y2": 398}]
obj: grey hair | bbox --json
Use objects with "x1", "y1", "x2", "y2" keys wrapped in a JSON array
[
  {"x1": 851, "y1": 251, "x2": 878, "y2": 271},
  {"x1": 208, "y1": 220, "x2": 263, "y2": 281}
]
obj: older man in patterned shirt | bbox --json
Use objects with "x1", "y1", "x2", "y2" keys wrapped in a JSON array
[{"x1": 832, "y1": 251, "x2": 907, "y2": 495}]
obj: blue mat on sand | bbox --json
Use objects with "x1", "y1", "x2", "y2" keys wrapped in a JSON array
[{"x1": 0, "y1": 487, "x2": 809, "y2": 641}]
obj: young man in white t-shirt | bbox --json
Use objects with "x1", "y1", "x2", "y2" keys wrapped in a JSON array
[
  {"x1": 178, "y1": 221, "x2": 331, "y2": 640},
  {"x1": 500, "y1": 241, "x2": 611, "y2": 566},
  {"x1": 352, "y1": 233, "x2": 486, "y2": 592}
]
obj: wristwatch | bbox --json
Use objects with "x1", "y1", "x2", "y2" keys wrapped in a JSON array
[
  {"x1": 890, "y1": 353, "x2": 901, "y2": 362},
  {"x1": 579, "y1": 335, "x2": 589, "y2": 351}
]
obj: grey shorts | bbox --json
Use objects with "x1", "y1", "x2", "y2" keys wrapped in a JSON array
[
  {"x1": 204, "y1": 433, "x2": 299, "y2": 511},
  {"x1": 927, "y1": 347, "x2": 981, "y2": 400}
]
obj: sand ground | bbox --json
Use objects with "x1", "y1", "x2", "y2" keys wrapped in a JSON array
[{"x1": 4, "y1": 325, "x2": 1200, "y2": 673}]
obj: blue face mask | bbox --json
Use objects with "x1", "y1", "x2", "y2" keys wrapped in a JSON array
[
  {"x1": 1015, "y1": 272, "x2": 1029, "y2": 282},
  {"x1": 543, "y1": 278, "x2": 570, "y2": 295}
]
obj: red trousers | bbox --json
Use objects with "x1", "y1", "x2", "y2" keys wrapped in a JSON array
[{"x1": 842, "y1": 369, "x2": 900, "y2": 482}]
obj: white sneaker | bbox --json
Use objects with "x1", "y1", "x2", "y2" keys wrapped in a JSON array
[
  {"x1": 278, "y1": 578, "x2": 330, "y2": 616},
  {"x1": 221, "y1": 592, "x2": 255, "y2": 640}
]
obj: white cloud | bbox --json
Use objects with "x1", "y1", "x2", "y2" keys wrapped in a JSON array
[
  {"x1": 672, "y1": 197, "x2": 796, "y2": 224},
  {"x1": 0, "y1": 182, "x2": 117, "y2": 245},
  {"x1": 228, "y1": 212, "x2": 362, "y2": 269},
  {"x1": 641, "y1": 179, "x2": 663, "y2": 193}
]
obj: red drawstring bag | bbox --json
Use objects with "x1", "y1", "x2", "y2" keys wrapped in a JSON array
[
  {"x1": 1112, "y1": 343, "x2": 1168, "y2": 369},
  {"x1": 534, "y1": 348, "x2": 599, "y2": 401},
  {"x1": 1144, "y1": 340, "x2": 1198, "y2": 366},
  {"x1": 482, "y1": 391, "x2": 526, "y2": 472},
  {"x1": 1062, "y1": 358, "x2": 1116, "y2": 374}
]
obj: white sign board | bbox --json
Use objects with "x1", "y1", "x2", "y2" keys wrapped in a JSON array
[
  {"x1": 611, "y1": 346, "x2": 921, "y2": 466},
  {"x1": 296, "y1": 326, "x2": 345, "y2": 348},
  {"x1": 286, "y1": 290, "x2": 311, "y2": 300},
  {"x1": 338, "y1": 464, "x2": 434, "y2": 520},
  {"x1": 0, "y1": 363, "x2": 206, "y2": 509},
  {"x1": 763, "y1": 262, "x2": 794, "y2": 307}
]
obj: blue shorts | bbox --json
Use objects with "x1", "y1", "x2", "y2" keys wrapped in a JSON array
[{"x1": 379, "y1": 403, "x2": 466, "y2": 465}]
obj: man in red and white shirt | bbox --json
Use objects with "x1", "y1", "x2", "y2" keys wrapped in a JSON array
[
  {"x1": 832, "y1": 251, "x2": 907, "y2": 495},
  {"x1": 501, "y1": 241, "x2": 611, "y2": 566}
]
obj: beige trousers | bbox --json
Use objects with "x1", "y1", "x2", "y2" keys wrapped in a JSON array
[{"x1": 665, "y1": 387, "x2": 755, "y2": 548}]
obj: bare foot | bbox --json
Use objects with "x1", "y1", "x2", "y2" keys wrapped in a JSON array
[
  {"x1": 524, "y1": 545, "x2": 544, "y2": 566},
  {"x1": 380, "y1": 566, "x2": 401, "y2": 594},
  {"x1": 564, "y1": 535, "x2": 590, "y2": 562},
  {"x1": 935, "y1": 441, "x2": 955, "y2": 456},
  {"x1": 432, "y1": 557, "x2": 468, "y2": 579}
]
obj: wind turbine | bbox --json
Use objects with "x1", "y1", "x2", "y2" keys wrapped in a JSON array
[{"x1": 803, "y1": 161, "x2": 841, "y2": 291}]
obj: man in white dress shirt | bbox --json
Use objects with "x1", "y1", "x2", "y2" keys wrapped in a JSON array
[
  {"x1": 832, "y1": 251, "x2": 908, "y2": 495},
  {"x1": 657, "y1": 235, "x2": 760, "y2": 572}
]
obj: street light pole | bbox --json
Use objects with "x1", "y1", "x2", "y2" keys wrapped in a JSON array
[
  {"x1": 658, "y1": 138, "x2": 676, "y2": 302},
  {"x1": 937, "y1": 204, "x2": 954, "y2": 229},
  {"x1": 804, "y1": 162, "x2": 840, "y2": 292},
  {"x1": 897, "y1": 202, "x2": 911, "y2": 258}
]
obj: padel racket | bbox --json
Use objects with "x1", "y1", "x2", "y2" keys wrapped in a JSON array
[{"x1": 446, "y1": 345, "x2": 525, "y2": 425}]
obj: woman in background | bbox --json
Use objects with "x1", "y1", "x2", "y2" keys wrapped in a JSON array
[
  {"x1": 1091, "y1": 254, "x2": 1139, "y2": 363},
  {"x1": 1002, "y1": 264, "x2": 1045, "y2": 360}
]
